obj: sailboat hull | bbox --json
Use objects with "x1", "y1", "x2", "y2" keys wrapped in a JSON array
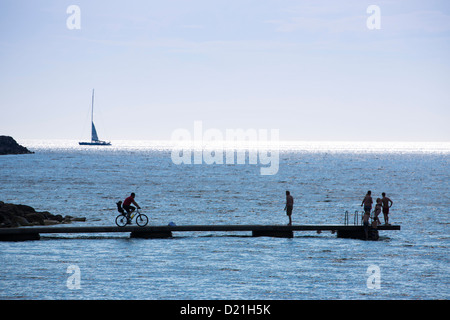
[{"x1": 79, "y1": 141, "x2": 111, "y2": 146}]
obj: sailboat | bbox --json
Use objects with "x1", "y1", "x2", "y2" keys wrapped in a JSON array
[{"x1": 79, "y1": 89, "x2": 111, "y2": 146}]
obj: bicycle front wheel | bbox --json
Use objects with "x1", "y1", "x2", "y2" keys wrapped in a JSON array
[
  {"x1": 115, "y1": 215, "x2": 128, "y2": 227},
  {"x1": 136, "y1": 214, "x2": 148, "y2": 227}
]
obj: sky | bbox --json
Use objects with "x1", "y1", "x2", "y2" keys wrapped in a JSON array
[{"x1": 0, "y1": 0, "x2": 449, "y2": 141}]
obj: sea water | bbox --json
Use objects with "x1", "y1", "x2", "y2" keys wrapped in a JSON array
[{"x1": 0, "y1": 140, "x2": 448, "y2": 299}]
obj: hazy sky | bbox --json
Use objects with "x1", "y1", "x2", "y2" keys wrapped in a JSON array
[{"x1": 1, "y1": 0, "x2": 449, "y2": 141}]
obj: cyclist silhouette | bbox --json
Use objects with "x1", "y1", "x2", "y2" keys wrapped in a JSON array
[{"x1": 122, "y1": 193, "x2": 141, "y2": 222}]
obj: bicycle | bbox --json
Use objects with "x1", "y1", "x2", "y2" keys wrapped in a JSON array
[{"x1": 115, "y1": 201, "x2": 148, "y2": 227}]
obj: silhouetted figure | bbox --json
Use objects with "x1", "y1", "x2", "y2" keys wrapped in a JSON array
[
  {"x1": 381, "y1": 192, "x2": 393, "y2": 225},
  {"x1": 374, "y1": 198, "x2": 382, "y2": 226},
  {"x1": 284, "y1": 191, "x2": 294, "y2": 226},
  {"x1": 123, "y1": 192, "x2": 141, "y2": 223},
  {"x1": 361, "y1": 190, "x2": 373, "y2": 215}
]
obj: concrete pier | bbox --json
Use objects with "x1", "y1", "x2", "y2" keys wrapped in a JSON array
[{"x1": 0, "y1": 224, "x2": 400, "y2": 241}]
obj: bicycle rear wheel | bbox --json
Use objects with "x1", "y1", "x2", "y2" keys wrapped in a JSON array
[
  {"x1": 136, "y1": 214, "x2": 148, "y2": 227},
  {"x1": 115, "y1": 215, "x2": 128, "y2": 227}
]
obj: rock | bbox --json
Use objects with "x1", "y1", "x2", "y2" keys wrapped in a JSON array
[
  {"x1": 43, "y1": 220, "x2": 60, "y2": 225},
  {"x1": 40, "y1": 211, "x2": 54, "y2": 220},
  {"x1": 0, "y1": 136, "x2": 34, "y2": 155},
  {"x1": 13, "y1": 215, "x2": 31, "y2": 227},
  {"x1": 69, "y1": 217, "x2": 86, "y2": 222},
  {"x1": 0, "y1": 216, "x2": 13, "y2": 228},
  {"x1": 62, "y1": 216, "x2": 87, "y2": 223},
  {"x1": 15, "y1": 204, "x2": 36, "y2": 214},
  {"x1": 63, "y1": 216, "x2": 72, "y2": 224},
  {"x1": 0, "y1": 202, "x2": 86, "y2": 228},
  {"x1": 0, "y1": 203, "x2": 15, "y2": 227},
  {"x1": 25, "y1": 213, "x2": 45, "y2": 225}
]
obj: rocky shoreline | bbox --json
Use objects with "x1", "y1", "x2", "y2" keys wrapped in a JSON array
[
  {"x1": 0, "y1": 136, "x2": 34, "y2": 155},
  {"x1": 0, "y1": 202, "x2": 85, "y2": 228}
]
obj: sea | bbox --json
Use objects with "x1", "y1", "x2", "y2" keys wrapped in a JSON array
[{"x1": 0, "y1": 140, "x2": 449, "y2": 300}]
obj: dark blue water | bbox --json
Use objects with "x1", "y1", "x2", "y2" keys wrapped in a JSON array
[{"x1": 0, "y1": 141, "x2": 448, "y2": 299}]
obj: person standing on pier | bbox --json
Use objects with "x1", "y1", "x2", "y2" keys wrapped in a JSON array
[
  {"x1": 362, "y1": 209, "x2": 370, "y2": 240},
  {"x1": 361, "y1": 190, "x2": 373, "y2": 215},
  {"x1": 284, "y1": 191, "x2": 294, "y2": 226},
  {"x1": 374, "y1": 198, "x2": 382, "y2": 226},
  {"x1": 381, "y1": 192, "x2": 393, "y2": 225}
]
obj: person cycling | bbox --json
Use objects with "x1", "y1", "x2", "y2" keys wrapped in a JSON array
[{"x1": 122, "y1": 193, "x2": 141, "y2": 222}]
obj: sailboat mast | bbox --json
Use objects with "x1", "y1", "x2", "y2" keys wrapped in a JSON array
[{"x1": 91, "y1": 89, "x2": 94, "y2": 142}]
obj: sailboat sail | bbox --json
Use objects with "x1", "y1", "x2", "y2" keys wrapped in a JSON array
[{"x1": 91, "y1": 122, "x2": 99, "y2": 142}]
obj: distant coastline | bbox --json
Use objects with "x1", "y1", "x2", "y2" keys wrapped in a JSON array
[
  {"x1": 15, "y1": 139, "x2": 450, "y2": 154},
  {"x1": 0, "y1": 136, "x2": 34, "y2": 155}
]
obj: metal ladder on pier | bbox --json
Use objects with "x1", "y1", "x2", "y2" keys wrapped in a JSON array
[{"x1": 344, "y1": 210, "x2": 362, "y2": 226}]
